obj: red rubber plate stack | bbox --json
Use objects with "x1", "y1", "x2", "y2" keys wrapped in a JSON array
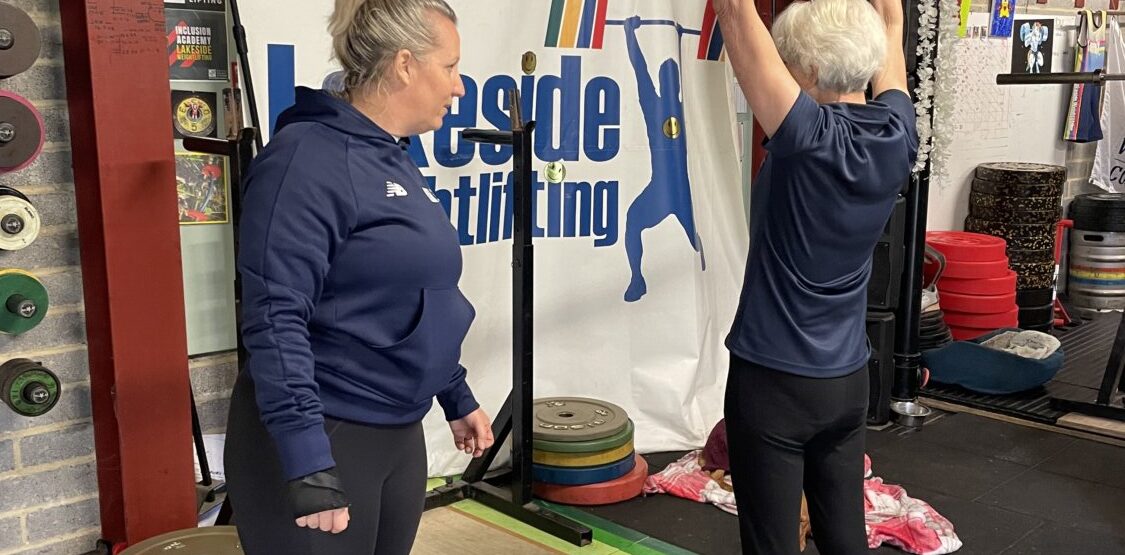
[
  {"x1": 532, "y1": 453, "x2": 648, "y2": 505},
  {"x1": 926, "y1": 231, "x2": 1019, "y2": 340}
]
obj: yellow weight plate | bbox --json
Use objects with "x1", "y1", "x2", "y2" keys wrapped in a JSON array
[{"x1": 533, "y1": 438, "x2": 634, "y2": 468}]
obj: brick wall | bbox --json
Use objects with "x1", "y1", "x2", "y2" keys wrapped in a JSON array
[
  {"x1": 0, "y1": 0, "x2": 100, "y2": 552},
  {"x1": 0, "y1": 1, "x2": 239, "y2": 552}
]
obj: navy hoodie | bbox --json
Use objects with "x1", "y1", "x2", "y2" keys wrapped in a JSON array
[{"x1": 239, "y1": 87, "x2": 479, "y2": 480}]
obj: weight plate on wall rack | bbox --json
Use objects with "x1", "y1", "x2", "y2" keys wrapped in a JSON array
[
  {"x1": 0, "y1": 4, "x2": 42, "y2": 79},
  {"x1": 0, "y1": 92, "x2": 45, "y2": 173},
  {"x1": 0, "y1": 358, "x2": 59, "y2": 417},
  {"x1": 0, "y1": 186, "x2": 39, "y2": 250},
  {"x1": 0, "y1": 269, "x2": 47, "y2": 335}
]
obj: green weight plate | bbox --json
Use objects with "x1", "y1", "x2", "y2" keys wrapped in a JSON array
[
  {"x1": 534, "y1": 419, "x2": 634, "y2": 453},
  {"x1": 533, "y1": 397, "x2": 629, "y2": 442},
  {"x1": 1, "y1": 359, "x2": 59, "y2": 417},
  {"x1": 119, "y1": 526, "x2": 242, "y2": 554},
  {"x1": 8, "y1": 370, "x2": 58, "y2": 416},
  {"x1": 0, "y1": 269, "x2": 47, "y2": 335},
  {"x1": 974, "y1": 162, "x2": 1065, "y2": 185}
]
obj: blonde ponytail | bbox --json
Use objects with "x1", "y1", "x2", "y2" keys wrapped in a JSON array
[{"x1": 327, "y1": 0, "x2": 457, "y2": 95}]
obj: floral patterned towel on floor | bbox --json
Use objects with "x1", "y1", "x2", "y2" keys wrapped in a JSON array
[{"x1": 643, "y1": 452, "x2": 962, "y2": 554}]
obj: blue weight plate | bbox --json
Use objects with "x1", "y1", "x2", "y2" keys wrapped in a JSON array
[{"x1": 532, "y1": 451, "x2": 636, "y2": 486}]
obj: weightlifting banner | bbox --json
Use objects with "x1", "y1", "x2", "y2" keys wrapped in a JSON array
[{"x1": 236, "y1": 0, "x2": 747, "y2": 476}]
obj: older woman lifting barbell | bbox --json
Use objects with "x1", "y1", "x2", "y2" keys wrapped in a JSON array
[{"x1": 714, "y1": 0, "x2": 918, "y2": 553}]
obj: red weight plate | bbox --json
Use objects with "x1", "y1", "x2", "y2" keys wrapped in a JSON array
[
  {"x1": 943, "y1": 308, "x2": 1019, "y2": 329},
  {"x1": 948, "y1": 326, "x2": 996, "y2": 341},
  {"x1": 926, "y1": 231, "x2": 1007, "y2": 261},
  {"x1": 533, "y1": 454, "x2": 648, "y2": 506},
  {"x1": 938, "y1": 271, "x2": 1017, "y2": 295},
  {"x1": 941, "y1": 258, "x2": 1011, "y2": 279},
  {"x1": 938, "y1": 290, "x2": 1018, "y2": 313},
  {"x1": 0, "y1": 93, "x2": 45, "y2": 174}
]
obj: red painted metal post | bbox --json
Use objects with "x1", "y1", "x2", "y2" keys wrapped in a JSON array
[{"x1": 58, "y1": 0, "x2": 197, "y2": 546}]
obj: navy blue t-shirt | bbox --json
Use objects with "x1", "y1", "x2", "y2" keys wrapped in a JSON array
[{"x1": 726, "y1": 90, "x2": 918, "y2": 377}]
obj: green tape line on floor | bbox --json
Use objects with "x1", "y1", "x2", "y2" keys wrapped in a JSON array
[{"x1": 450, "y1": 499, "x2": 619, "y2": 554}]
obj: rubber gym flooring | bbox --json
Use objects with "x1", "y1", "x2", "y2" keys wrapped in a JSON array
[{"x1": 417, "y1": 411, "x2": 1125, "y2": 554}]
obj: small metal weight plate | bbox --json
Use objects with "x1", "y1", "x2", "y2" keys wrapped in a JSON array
[
  {"x1": 0, "y1": 186, "x2": 40, "y2": 250},
  {"x1": 533, "y1": 397, "x2": 629, "y2": 442},
  {"x1": 0, "y1": 93, "x2": 45, "y2": 173},
  {"x1": 0, "y1": 269, "x2": 48, "y2": 335},
  {"x1": 1, "y1": 358, "x2": 59, "y2": 417},
  {"x1": 0, "y1": 4, "x2": 42, "y2": 79},
  {"x1": 119, "y1": 526, "x2": 242, "y2": 554}
]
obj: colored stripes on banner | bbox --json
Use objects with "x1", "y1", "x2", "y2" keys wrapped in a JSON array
[
  {"x1": 696, "y1": 2, "x2": 724, "y2": 60},
  {"x1": 545, "y1": 0, "x2": 609, "y2": 49}
]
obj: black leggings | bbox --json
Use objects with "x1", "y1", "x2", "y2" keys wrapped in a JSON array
[
  {"x1": 224, "y1": 372, "x2": 427, "y2": 555},
  {"x1": 724, "y1": 355, "x2": 868, "y2": 555}
]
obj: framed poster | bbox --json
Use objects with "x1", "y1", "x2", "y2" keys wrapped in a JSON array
[
  {"x1": 990, "y1": 0, "x2": 1014, "y2": 38},
  {"x1": 1012, "y1": 19, "x2": 1054, "y2": 74},
  {"x1": 166, "y1": 7, "x2": 229, "y2": 81},
  {"x1": 175, "y1": 153, "x2": 229, "y2": 224}
]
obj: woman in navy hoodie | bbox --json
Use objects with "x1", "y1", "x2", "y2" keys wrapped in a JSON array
[{"x1": 223, "y1": 1, "x2": 493, "y2": 553}]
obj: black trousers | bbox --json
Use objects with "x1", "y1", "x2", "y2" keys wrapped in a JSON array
[
  {"x1": 224, "y1": 372, "x2": 427, "y2": 555},
  {"x1": 724, "y1": 355, "x2": 869, "y2": 555}
]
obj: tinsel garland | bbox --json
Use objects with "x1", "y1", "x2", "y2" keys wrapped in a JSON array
[{"x1": 912, "y1": 0, "x2": 940, "y2": 173}]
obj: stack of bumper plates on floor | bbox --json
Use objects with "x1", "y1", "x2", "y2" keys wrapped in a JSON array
[
  {"x1": 926, "y1": 231, "x2": 1019, "y2": 340},
  {"x1": 964, "y1": 162, "x2": 1064, "y2": 331},
  {"x1": 531, "y1": 397, "x2": 647, "y2": 505}
]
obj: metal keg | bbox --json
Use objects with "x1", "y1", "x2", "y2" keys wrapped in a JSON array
[{"x1": 1068, "y1": 229, "x2": 1125, "y2": 309}]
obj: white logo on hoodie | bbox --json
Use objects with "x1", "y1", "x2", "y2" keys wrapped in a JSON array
[{"x1": 385, "y1": 181, "x2": 408, "y2": 197}]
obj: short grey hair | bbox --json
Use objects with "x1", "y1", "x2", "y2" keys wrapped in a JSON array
[
  {"x1": 328, "y1": 0, "x2": 457, "y2": 95},
  {"x1": 771, "y1": 0, "x2": 887, "y2": 94}
]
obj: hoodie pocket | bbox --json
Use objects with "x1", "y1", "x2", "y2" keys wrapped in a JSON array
[{"x1": 367, "y1": 287, "x2": 475, "y2": 405}]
